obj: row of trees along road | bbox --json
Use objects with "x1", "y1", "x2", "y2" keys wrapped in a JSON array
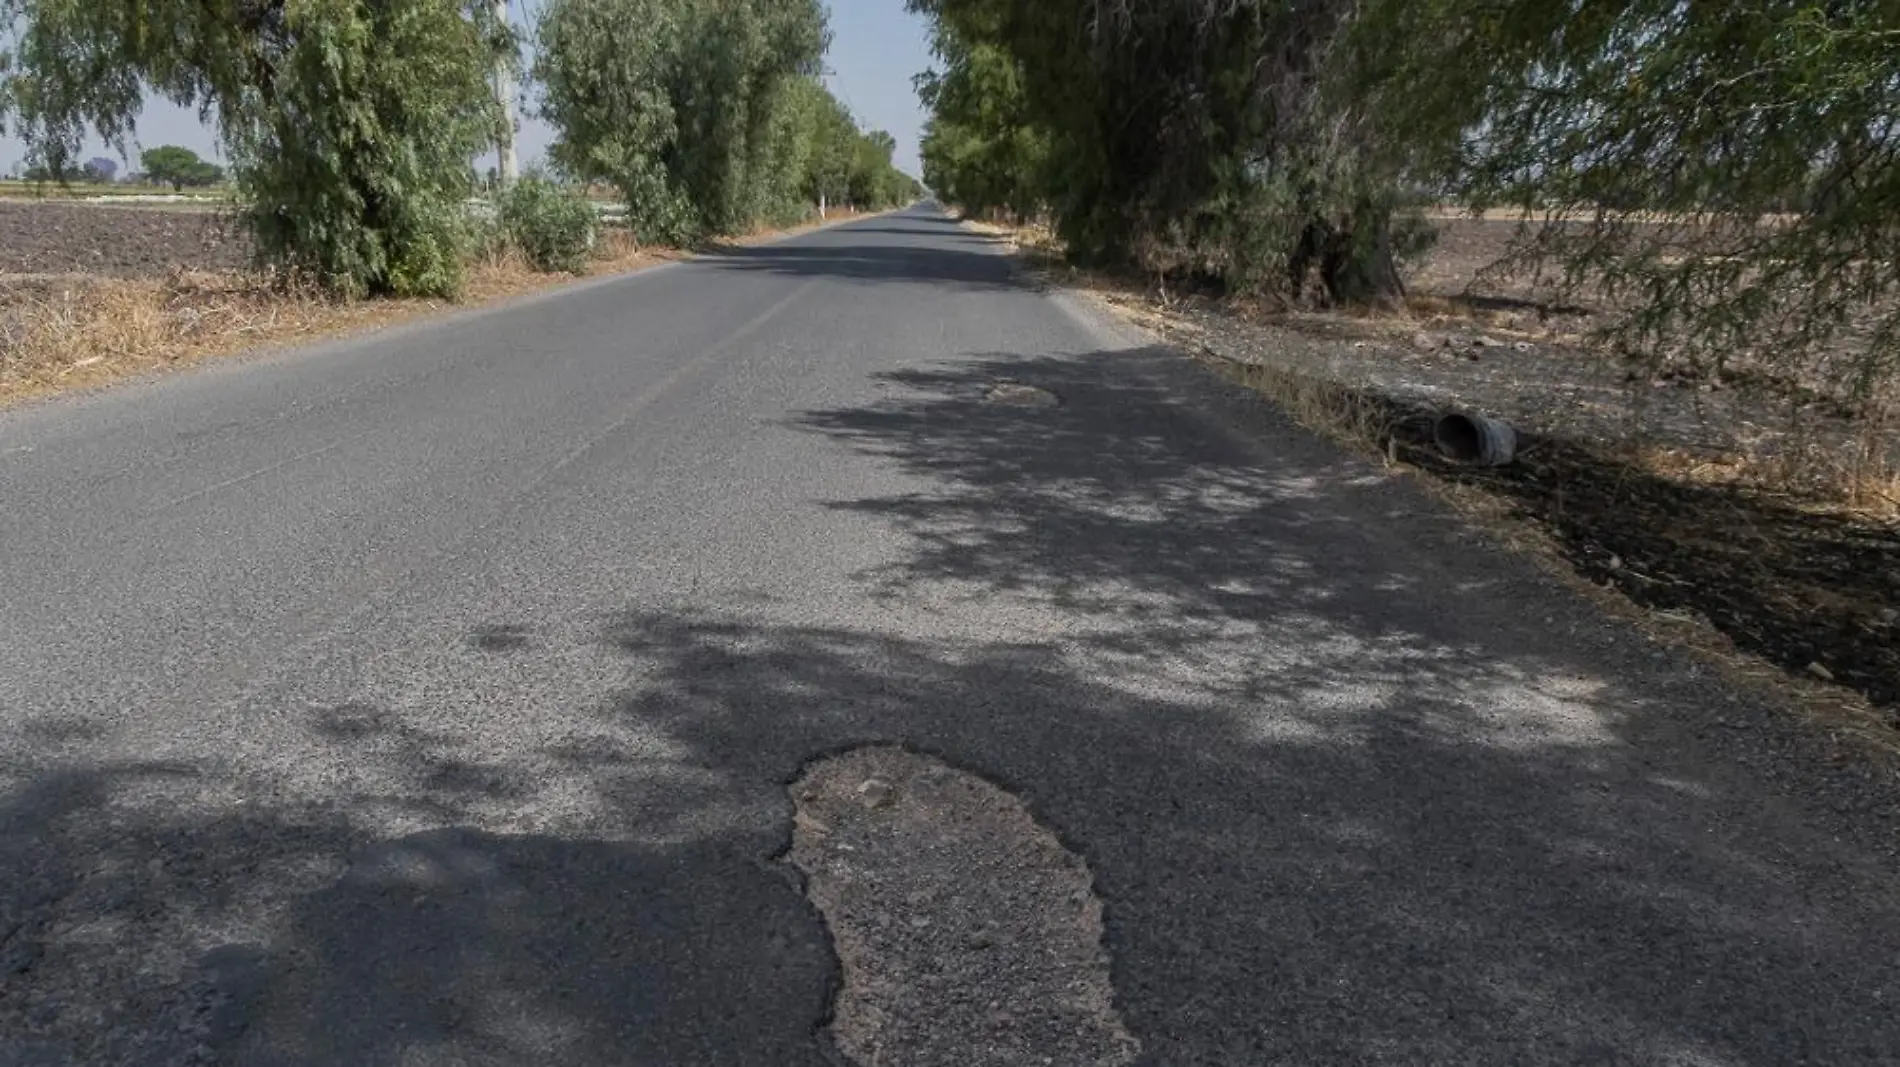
[
  {"x1": 0, "y1": 0, "x2": 918, "y2": 298},
  {"x1": 909, "y1": 0, "x2": 1900, "y2": 406}
]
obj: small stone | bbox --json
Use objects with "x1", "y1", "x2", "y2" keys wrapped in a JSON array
[
  {"x1": 909, "y1": 917, "x2": 931, "y2": 930},
  {"x1": 1475, "y1": 335, "x2": 1506, "y2": 348},
  {"x1": 1876, "y1": 608, "x2": 1898, "y2": 625},
  {"x1": 1807, "y1": 662, "x2": 1836, "y2": 682},
  {"x1": 856, "y1": 778, "x2": 894, "y2": 808},
  {"x1": 968, "y1": 931, "x2": 996, "y2": 950},
  {"x1": 1411, "y1": 332, "x2": 1436, "y2": 351},
  {"x1": 1512, "y1": 341, "x2": 1535, "y2": 353}
]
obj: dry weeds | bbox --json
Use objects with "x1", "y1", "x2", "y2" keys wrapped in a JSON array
[{"x1": 0, "y1": 207, "x2": 889, "y2": 408}]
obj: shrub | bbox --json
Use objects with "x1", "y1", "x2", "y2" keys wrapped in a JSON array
[{"x1": 497, "y1": 178, "x2": 599, "y2": 274}]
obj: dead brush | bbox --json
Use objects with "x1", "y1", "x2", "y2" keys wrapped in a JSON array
[
  {"x1": 1635, "y1": 417, "x2": 1900, "y2": 521},
  {"x1": 1, "y1": 270, "x2": 361, "y2": 403},
  {"x1": 1198, "y1": 354, "x2": 1405, "y2": 456}
]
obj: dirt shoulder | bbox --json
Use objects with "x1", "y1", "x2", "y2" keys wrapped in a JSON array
[
  {"x1": 982, "y1": 218, "x2": 1900, "y2": 750},
  {"x1": 0, "y1": 204, "x2": 880, "y2": 409}
]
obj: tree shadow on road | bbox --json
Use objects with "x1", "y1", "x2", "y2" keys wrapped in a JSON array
[
  {"x1": 698, "y1": 236, "x2": 1023, "y2": 293},
  {"x1": 4, "y1": 342, "x2": 1900, "y2": 1064}
]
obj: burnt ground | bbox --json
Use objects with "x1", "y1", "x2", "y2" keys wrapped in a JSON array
[
  {"x1": 0, "y1": 200, "x2": 251, "y2": 277},
  {"x1": 1066, "y1": 216, "x2": 1900, "y2": 729}
]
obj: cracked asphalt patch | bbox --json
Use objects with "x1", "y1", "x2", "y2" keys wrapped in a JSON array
[{"x1": 788, "y1": 746, "x2": 1139, "y2": 1067}]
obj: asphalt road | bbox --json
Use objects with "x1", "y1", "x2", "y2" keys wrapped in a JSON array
[{"x1": 3, "y1": 206, "x2": 1898, "y2": 1066}]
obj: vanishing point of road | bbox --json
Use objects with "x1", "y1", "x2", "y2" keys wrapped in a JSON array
[{"x1": 3, "y1": 207, "x2": 1898, "y2": 1065}]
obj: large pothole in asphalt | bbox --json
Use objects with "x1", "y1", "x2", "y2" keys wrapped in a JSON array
[{"x1": 787, "y1": 746, "x2": 1137, "y2": 1067}]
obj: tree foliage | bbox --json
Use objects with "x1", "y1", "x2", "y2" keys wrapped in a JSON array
[
  {"x1": 140, "y1": 145, "x2": 221, "y2": 190},
  {"x1": 534, "y1": 0, "x2": 916, "y2": 241},
  {"x1": 495, "y1": 174, "x2": 598, "y2": 273},
  {"x1": 0, "y1": 0, "x2": 506, "y2": 297},
  {"x1": 1358, "y1": 0, "x2": 1900, "y2": 401},
  {"x1": 914, "y1": 0, "x2": 1900, "y2": 395},
  {"x1": 911, "y1": 0, "x2": 1424, "y2": 303}
]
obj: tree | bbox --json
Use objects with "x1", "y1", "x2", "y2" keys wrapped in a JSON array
[
  {"x1": 1354, "y1": 0, "x2": 1900, "y2": 401},
  {"x1": 914, "y1": 33, "x2": 1046, "y2": 221},
  {"x1": 535, "y1": 0, "x2": 835, "y2": 240},
  {"x1": 1, "y1": 0, "x2": 507, "y2": 297},
  {"x1": 533, "y1": 0, "x2": 692, "y2": 240},
  {"x1": 140, "y1": 145, "x2": 215, "y2": 190},
  {"x1": 83, "y1": 155, "x2": 117, "y2": 182},
  {"x1": 910, "y1": 0, "x2": 1422, "y2": 304},
  {"x1": 801, "y1": 81, "x2": 861, "y2": 215}
]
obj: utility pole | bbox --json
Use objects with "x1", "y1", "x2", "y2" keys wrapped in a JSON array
[
  {"x1": 819, "y1": 65, "x2": 837, "y2": 218},
  {"x1": 492, "y1": 0, "x2": 519, "y2": 188}
]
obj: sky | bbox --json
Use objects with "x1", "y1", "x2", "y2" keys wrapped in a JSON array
[{"x1": 0, "y1": 0, "x2": 935, "y2": 178}]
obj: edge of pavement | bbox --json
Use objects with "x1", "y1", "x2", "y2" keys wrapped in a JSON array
[
  {"x1": 980, "y1": 210, "x2": 1900, "y2": 833},
  {"x1": 0, "y1": 205, "x2": 910, "y2": 419}
]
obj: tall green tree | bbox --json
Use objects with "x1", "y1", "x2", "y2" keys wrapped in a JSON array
[
  {"x1": 910, "y1": 0, "x2": 1418, "y2": 303},
  {"x1": 140, "y1": 145, "x2": 221, "y2": 190},
  {"x1": 1, "y1": 0, "x2": 506, "y2": 297},
  {"x1": 534, "y1": 0, "x2": 832, "y2": 240},
  {"x1": 914, "y1": 33, "x2": 1045, "y2": 221}
]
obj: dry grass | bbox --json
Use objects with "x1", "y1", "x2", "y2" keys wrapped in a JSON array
[
  {"x1": 1636, "y1": 436, "x2": 1900, "y2": 522},
  {"x1": 1, "y1": 273, "x2": 343, "y2": 402},
  {"x1": 0, "y1": 253, "x2": 667, "y2": 407},
  {"x1": 0, "y1": 204, "x2": 893, "y2": 407},
  {"x1": 0, "y1": 205, "x2": 886, "y2": 408},
  {"x1": 0, "y1": 210, "x2": 897, "y2": 407}
]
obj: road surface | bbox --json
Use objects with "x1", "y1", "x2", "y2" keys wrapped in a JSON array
[{"x1": 2, "y1": 206, "x2": 1898, "y2": 1065}]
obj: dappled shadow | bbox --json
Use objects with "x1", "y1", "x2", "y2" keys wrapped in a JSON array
[
  {"x1": 595, "y1": 610, "x2": 1900, "y2": 1065},
  {"x1": 5, "y1": 335, "x2": 1900, "y2": 1064},
  {"x1": 831, "y1": 224, "x2": 1006, "y2": 240},
  {"x1": 699, "y1": 238, "x2": 1023, "y2": 293},
  {"x1": 758, "y1": 341, "x2": 1899, "y2": 1062},
  {"x1": 1211, "y1": 353, "x2": 1900, "y2": 715},
  {"x1": 245, "y1": 827, "x2": 834, "y2": 1066},
  {"x1": 788, "y1": 347, "x2": 1429, "y2": 644},
  {"x1": 1402, "y1": 427, "x2": 1900, "y2": 712},
  {"x1": 0, "y1": 709, "x2": 838, "y2": 1066}
]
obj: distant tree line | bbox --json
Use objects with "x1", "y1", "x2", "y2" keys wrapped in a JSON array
[{"x1": 532, "y1": 0, "x2": 918, "y2": 245}]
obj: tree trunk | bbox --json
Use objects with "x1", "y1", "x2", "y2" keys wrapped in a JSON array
[
  {"x1": 1290, "y1": 204, "x2": 1405, "y2": 307},
  {"x1": 492, "y1": 0, "x2": 519, "y2": 187}
]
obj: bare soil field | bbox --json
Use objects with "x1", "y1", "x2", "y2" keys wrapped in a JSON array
[
  {"x1": 1025, "y1": 215, "x2": 1900, "y2": 739},
  {"x1": 0, "y1": 200, "x2": 250, "y2": 277}
]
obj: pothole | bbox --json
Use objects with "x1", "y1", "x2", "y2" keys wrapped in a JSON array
[
  {"x1": 787, "y1": 746, "x2": 1138, "y2": 1067},
  {"x1": 984, "y1": 382, "x2": 1061, "y2": 407}
]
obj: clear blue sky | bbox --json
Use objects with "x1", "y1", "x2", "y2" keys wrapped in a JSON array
[{"x1": 0, "y1": 1, "x2": 934, "y2": 177}]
